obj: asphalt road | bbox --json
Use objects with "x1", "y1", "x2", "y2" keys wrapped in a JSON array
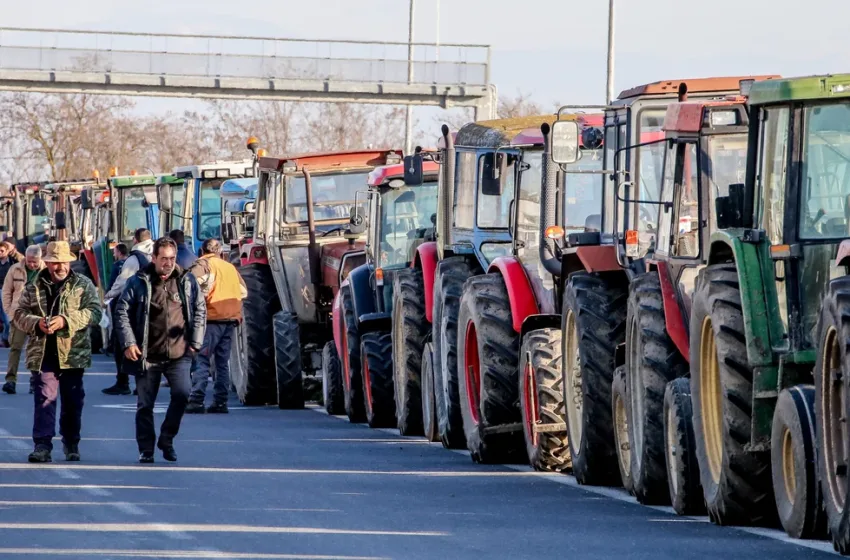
[{"x1": 0, "y1": 350, "x2": 837, "y2": 559}]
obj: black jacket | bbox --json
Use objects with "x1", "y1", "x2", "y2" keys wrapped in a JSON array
[{"x1": 113, "y1": 263, "x2": 206, "y2": 374}]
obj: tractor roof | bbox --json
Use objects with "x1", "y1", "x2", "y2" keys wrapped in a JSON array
[
  {"x1": 512, "y1": 114, "x2": 605, "y2": 147},
  {"x1": 12, "y1": 178, "x2": 104, "y2": 193},
  {"x1": 174, "y1": 159, "x2": 254, "y2": 179},
  {"x1": 259, "y1": 149, "x2": 402, "y2": 174},
  {"x1": 109, "y1": 174, "x2": 181, "y2": 188},
  {"x1": 368, "y1": 160, "x2": 440, "y2": 187},
  {"x1": 748, "y1": 74, "x2": 850, "y2": 105},
  {"x1": 455, "y1": 115, "x2": 553, "y2": 148},
  {"x1": 663, "y1": 97, "x2": 748, "y2": 134},
  {"x1": 617, "y1": 75, "x2": 779, "y2": 101}
]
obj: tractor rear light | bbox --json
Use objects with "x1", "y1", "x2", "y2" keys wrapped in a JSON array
[
  {"x1": 625, "y1": 230, "x2": 639, "y2": 258},
  {"x1": 375, "y1": 268, "x2": 384, "y2": 286},
  {"x1": 545, "y1": 225, "x2": 565, "y2": 240}
]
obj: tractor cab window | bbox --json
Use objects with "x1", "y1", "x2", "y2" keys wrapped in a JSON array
[
  {"x1": 672, "y1": 143, "x2": 700, "y2": 258},
  {"x1": 454, "y1": 151, "x2": 477, "y2": 229},
  {"x1": 119, "y1": 187, "x2": 148, "y2": 243},
  {"x1": 564, "y1": 148, "x2": 604, "y2": 234},
  {"x1": 27, "y1": 196, "x2": 54, "y2": 238},
  {"x1": 757, "y1": 106, "x2": 791, "y2": 246},
  {"x1": 168, "y1": 183, "x2": 186, "y2": 233},
  {"x1": 198, "y1": 179, "x2": 223, "y2": 241},
  {"x1": 656, "y1": 141, "x2": 679, "y2": 257},
  {"x1": 516, "y1": 150, "x2": 542, "y2": 264},
  {"x1": 377, "y1": 182, "x2": 438, "y2": 269},
  {"x1": 706, "y1": 133, "x2": 749, "y2": 232},
  {"x1": 477, "y1": 154, "x2": 515, "y2": 229},
  {"x1": 799, "y1": 102, "x2": 850, "y2": 239},
  {"x1": 286, "y1": 172, "x2": 370, "y2": 232},
  {"x1": 634, "y1": 110, "x2": 666, "y2": 251}
]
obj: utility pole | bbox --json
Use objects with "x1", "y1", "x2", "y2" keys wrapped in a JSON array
[
  {"x1": 405, "y1": 0, "x2": 416, "y2": 156},
  {"x1": 605, "y1": 0, "x2": 615, "y2": 104}
]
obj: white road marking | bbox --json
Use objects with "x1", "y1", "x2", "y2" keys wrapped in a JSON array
[
  {"x1": 0, "y1": 549, "x2": 387, "y2": 559},
  {"x1": 0, "y1": 436, "x2": 245, "y2": 443},
  {"x1": 0, "y1": 523, "x2": 448, "y2": 537},
  {"x1": 0, "y1": 484, "x2": 180, "y2": 490}
]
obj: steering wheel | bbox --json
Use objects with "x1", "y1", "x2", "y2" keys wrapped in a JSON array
[{"x1": 199, "y1": 216, "x2": 220, "y2": 240}]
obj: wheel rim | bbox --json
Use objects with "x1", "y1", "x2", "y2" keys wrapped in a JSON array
[
  {"x1": 627, "y1": 316, "x2": 645, "y2": 468},
  {"x1": 524, "y1": 361, "x2": 539, "y2": 447},
  {"x1": 782, "y1": 427, "x2": 796, "y2": 505},
  {"x1": 614, "y1": 389, "x2": 630, "y2": 478},
  {"x1": 563, "y1": 310, "x2": 583, "y2": 449},
  {"x1": 666, "y1": 404, "x2": 679, "y2": 493},
  {"x1": 822, "y1": 326, "x2": 848, "y2": 513},
  {"x1": 700, "y1": 316, "x2": 723, "y2": 484},
  {"x1": 464, "y1": 321, "x2": 481, "y2": 425}
]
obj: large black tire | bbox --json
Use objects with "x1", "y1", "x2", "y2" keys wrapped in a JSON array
[
  {"x1": 612, "y1": 365, "x2": 633, "y2": 492},
  {"x1": 815, "y1": 276, "x2": 850, "y2": 552},
  {"x1": 341, "y1": 286, "x2": 365, "y2": 423},
  {"x1": 520, "y1": 328, "x2": 570, "y2": 472},
  {"x1": 690, "y1": 264, "x2": 775, "y2": 526},
  {"x1": 392, "y1": 268, "x2": 427, "y2": 436},
  {"x1": 626, "y1": 273, "x2": 687, "y2": 504},
  {"x1": 561, "y1": 272, "x2": 627, "y2": 486},
  {"x1": 322, "y1": 341, "x2": 345, "y2": 415},
  {"x1": 457, "y1": 273, "x2": 525, "y2": 464},
  {"x1": 239, "y1": 263, "x2": 280, "y2": 405},
  {"x1": 273, "y1": 311, "x2": 303, "y2": 409},
  {"x1": 361, "y1": 331, "x2": 396, "y2": 428},
  {"x1": 433, "y1": 258, "x2": 476, "y2": 449},
  {"x1": 664, "y1": 377, "x2": 704, "y2": 516},
  {"x1": 229, "y1": 323, "x2": 247, "y2": 397},
  {"x1": 771, "y1": 385, "x2": 825, "y2": 539},
  {"x1": 421, "y1": 341, "x2": 439, "y2": 442}
]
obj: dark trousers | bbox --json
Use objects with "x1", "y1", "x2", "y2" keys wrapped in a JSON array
[
  {"x1": 190, "y1": 322, "x2": 234, "y2": 406},
  {"x1": 111, "y1": 328, "x2": 127, "y2": 386},
  {"x1": 135, "y1": 355, "x2": 192, "y2": 453},
  {"x1": 32, "y1": 369, "x2": 85, "y2": 450}
]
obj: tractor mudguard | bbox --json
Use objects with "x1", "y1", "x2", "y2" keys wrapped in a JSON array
[
  {"x1": 562, "y1": 245, "x2": 621, "y2": 277},
  {"x1": 332, "y1": 288, "x2": 345, "y2": 359},
  {"x1": 656, "y1": 261, "x2": 689, "y2": 361},
  {"x1": 413, "y1": 241, "x2": 438, "y2": 323},
  {"x1": 358, "y1": 312, "x2": 392, "y2": 335},
  {"x1": 487, "y1": 256, "x2": 540, "y2": 333},
  {"x1": 347, "y1": 263, "x2": 377, "y2": 326},
  {"x1": 520, "y1": 314, "x2": 561, "y2": 341},
  {"x1": 242, "y1": 243, "x2": 268, "y2": 266}
]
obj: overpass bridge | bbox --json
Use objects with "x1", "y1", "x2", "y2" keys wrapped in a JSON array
[{"x1": 0, "y1": 27, "x2": 496, "y2": 118}]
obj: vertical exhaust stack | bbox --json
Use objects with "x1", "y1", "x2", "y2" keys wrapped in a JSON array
[
  {"x1": 303, "y1": 166, "x2": 321, "y2": 287},
  {"x1": 437, "y1": 124, "x2": 455, "y2": 258},
  {"x1": 539, "y1": 123, "x2": 560, "y2": 276}
]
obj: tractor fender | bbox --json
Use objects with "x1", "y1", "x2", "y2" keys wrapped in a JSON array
[
  {"x1": 487, "y1": 256, "x2": 540, "y2": 333},
  {"x1": 332, "y1": 287, "x2": 345, "y2": 359},
  {"x1": 347, "y1": 263, "x2": 377, "y2": 326},
  {"x1": 358, "y1": 312, "x2": 392, "y2": 336},
  {"x1": 241, "y1": 243, "x2": 268, "y2": 266},
  {"x1": 561, "y1": 245, "x2": 621, "y2": 277},
  {"x1": 519, "y1": 313, "x2": 561, "y2": 341},
  {"x1": 656, "y1": 261, "x2": 689, "y2": 361},
  {"x1": 413, "y1": 241, "x2": 438, "y2": 324}
]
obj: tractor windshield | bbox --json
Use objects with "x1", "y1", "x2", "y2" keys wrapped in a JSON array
[
  {"x1": 564, "y1": 148, "x2": 605, "y2": 234},
  {"x1": 26, "y1": 196, "x2": 54, "y2": 238},
  {"x1": 198, "y1": 179, "x2": 223, "y2": 241},
  {"x1": 118, "y1": 187, "x2": 148, "y2": 243},
  {"x1": 286, "y1": 172, "x2": 370, "y2": 224},
  {"x1": 705, "y1": 134, "x2": 748, "y2": 232},
  {"x1": 799, "y1": 102, "x2": 850, "y2": 239},
  {"x1": 378, "y1": 182, "x2": 438, "y2": 269}
]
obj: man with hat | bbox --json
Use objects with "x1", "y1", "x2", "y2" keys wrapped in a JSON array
[{"x1": 13, "y1": 241, "x2": 102, "y2": 463}]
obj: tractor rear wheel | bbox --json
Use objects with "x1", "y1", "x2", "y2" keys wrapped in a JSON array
[
  {"x1": 421, "y1": 341, "x2": 439, "y2": 442},
  {"x1": 361, "y1": 331, "x2": 396, "y2": 429},
  {"x1": 626, "y1": 273, "x2": 687, "y2": 504},
  {"x1": 240, "y1": 263, "x2": 280, "y2": 405},
  {"x1": 664, "y1": 377, "x2": 704, "y2": 516},
  {"x1": 690, "y1": 264, "x2": 775, "y2": 526},
  {"x1": 433, "y1": 258, "x2": 477, "y2": 449},
  {"x1": 273, "y1": 311, "x2": 303, "y2": 409},
  {"x1": 612, "y1": 365, "x2": 632, "y2": 492},
  {"x1": 772, "y1": 385, "x2": 825, "y2": 539},
  {"x1": 457, "y1": 273, "x2": 525, "y2": 464},
  {"x1": 561, "y1": 272, "x2": 627, "y2": 486},
  {"x1": 392, "y1": 268, "x2": 427, "y2": 436},
  {"x1": 229, "y1": 323, "x2": 247, "y2": 400},
  {"x1": 816, "y1": 276, "x2": 850, "y2": 551},
  {"x1": 341, "y1": 286, "x2": 365, "y2": 423},
  {"x1": 520, "y1": 328, "x2": 570, "y2": 472},
  {"x1": 322, "y1": 341, "x2": 345, "y2": 415}
]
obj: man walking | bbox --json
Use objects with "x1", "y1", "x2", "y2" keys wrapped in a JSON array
[
  {"x1": 114, "y1": 237, "x2": 205, "y2": 463},
  {"x1": 2, "y1": 245, "x2": 45, "y2": 395},
  {"x1": 169, "y1": 230, "x2": 197, "y2": 270},
  {"x1": 102, "y1": 229, "x2": 153, "y2": 396},
  {"x1": 0, "y1": 241, "x2": 15, "y2": 347},
  {"x1": 13, "y1": 241, "x2": 101, "y2": 463},
  {"x1": 186, "y1": 239, "x2": 246, "y2": 414}
]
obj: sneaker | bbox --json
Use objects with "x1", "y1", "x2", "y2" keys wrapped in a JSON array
[
  {"x1": 185, "y1": 402, "x2": 205, "y2": 414},
  {"x1": 28, "y1": 446, "x2": 52, "y2": 463},
  {"x1": 139, "y1": 451, "x2": 154, "y2": 464},
  {"x1": 63, "y1": 443, "x2": 80, "y2": 462},
  {"x1": 2, "y1": 381, "x2": 15, "y2": 394},
  {"x1": 102, "y1": 383, "x2": 131, "y2": 396},
  {"x1": 207, "y1": 403, "x2": 229, "y2": 414},
  {"x1": 157, "y1": 441, "x2": 177, "y2": 462}
]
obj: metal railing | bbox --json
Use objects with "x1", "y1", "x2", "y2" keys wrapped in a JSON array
[{"x1": 0, "y1": 27, "x2": 491, "y2": 86}]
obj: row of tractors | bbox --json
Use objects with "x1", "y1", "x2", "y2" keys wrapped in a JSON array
[{"x1": 224, "y1": 72, "x2": 850, "y2": 554}]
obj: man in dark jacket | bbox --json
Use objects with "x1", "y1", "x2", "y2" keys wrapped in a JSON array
[
  {"x1": 114, "y1": 237, "x2": 205, "y2": 463},
  {"x1": 169, "y1": 230, "x2": 197, "y2": 270},
  {"x1": 0, "y1": 241, "x2": 15, "y2": 346},
  {"x1": 106, "y1": 243, "x2": 129, "y2": 292}
]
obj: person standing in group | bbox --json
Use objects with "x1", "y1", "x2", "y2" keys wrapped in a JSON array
[
  {"x1": 1, "y1": 245, "x2": 45, "y2": 395},
  {"x1": 169, "y1": 230, "x2": 197, "y2": 270},
  {"x1": 13, "y1": 241, "x2": 101, "y2": 463},
  {"x1": 186, "y1": 239, "x2": 246, "y2": 414},
  {"x1": 114, "y1": 237, "x2": 205, "y2": 463},
  {"x1": 2, "y1": 240, "x2": 24, "y2": 265},
  {"x1": 102, "y1": 230, "x2": 153, "y2": 396},
  {"x1": 0, "y1": 241, "x2": 16, "y2": 347},
  {"x1": 106, "y1": 243, "x2": 129, "y2": 292}
]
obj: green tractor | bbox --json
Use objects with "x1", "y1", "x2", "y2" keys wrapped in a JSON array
[{"x1": 690, "y1": 74, "x2": 850, "y2": 545}]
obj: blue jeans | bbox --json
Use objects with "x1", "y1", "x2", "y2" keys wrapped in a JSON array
[
  {"x1": 189, "y1": 322, "x2": 234, "y2": 406},
  {"x1": 135, "y1": 356, "x2": 192, "y2": 453}
]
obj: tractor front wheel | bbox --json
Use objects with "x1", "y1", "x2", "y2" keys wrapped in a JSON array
[
  {"x1": 322, "y1": 341, "x2": 345, "y2": 415},
  {"x1": 421, "y1": 341, "x2": 439, "y2": 442},
  {"x1": 341, "y1": 286, "x2": 365, "y2": 423},
  {"x1": 663, "y1": 377, "x2": 704, "y2": 516},
  {"x1": 392, "y1": 269, "x2": 427, "y2": 435},
  {"x1": 361, "y1": 331, "x2": 396, "y2": 429},
  {"x1": 273, "y1": 311, "x2": 303, "y2": 409},
  {"x1": 612, "y1": 365, "x2": 632, "y2": 492},
  {"x1": 239, "y1": 264, "x2": 280, "y2": 405}
]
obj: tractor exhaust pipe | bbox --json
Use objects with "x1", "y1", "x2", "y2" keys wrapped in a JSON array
[
  {"x1": 539, "y1": 123, "x2": 560, "y2": 276},
  {"x1": 437, "y1": 124, "x2": 455, "y2": 258},
  {"x1": 303, "y1": 166, "x2": 321, "y2": 286}
]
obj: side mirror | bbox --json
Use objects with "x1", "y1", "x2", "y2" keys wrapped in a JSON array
[
  {"x1": 715, "y1": 183, "x2": 746, "y2": 229},
  {"x1": 403, "y1": 154, "x2": 424, "y2": 186},
  {"x1": 157, "y1": 183, "x2": 173, "y2": 212},
  {"x1": 552, "y1": 120, "x2": 581, "y2": 164},
  {"x1": 481, "y1": 152, "x2": 506, "y2": 196},
  {"x1": 31, "y1": 195, "x2": 46, "y2": 216},
  {"x1": 55, "y1": 211, "x2": 66, "y2": 230},
  {"x1": 81, "y1": 188, "x2": 94, "y2": 210},
  {"x1": 349, "y1": 206, "x2": 367, "y2": 235}
]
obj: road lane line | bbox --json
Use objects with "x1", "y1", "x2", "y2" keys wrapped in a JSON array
[
  {"x1": 0, "y1": 523, "x2": 448, "y2": 537},
  {"x1": 0, "y1": 549, "x2": 387, "y2": 559},
  {"x1": 0, "y1": 484, "x2": 181, "y2": 490}
]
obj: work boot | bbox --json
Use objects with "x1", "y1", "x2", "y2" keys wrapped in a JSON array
[
  {"x1": 2, "y1": 381, "x2": 15, "y2": 394},
  {"x1": 185, "y1": 402, "x2": 205, "y2": 414},
  {"x1": 63, "y1": 443, "x2": 80, "y2": 462},
  {"x1": 139, "y1": 451, "x2": 154, "y2": 464},
  {"x1": 157, "y1": 441, "x2": 177, "y2": 462},
  {"x1": 28, "y1": 446, "x2": 52, "y2": 463},
  {"x1": 207, "y1": 403, "x2": 229, "y2": 414},
  {"x1": 102, "y1": 383, "x2": 131, "y2": 396}
]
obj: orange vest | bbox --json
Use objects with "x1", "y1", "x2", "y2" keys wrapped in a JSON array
[{"x1": 203, "y1": 256, "x2": 244, "y2": 322}]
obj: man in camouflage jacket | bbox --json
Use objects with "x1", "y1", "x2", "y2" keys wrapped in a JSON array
[{"x1": 13, "y1": 241, "x2": 102, "y2": 463}]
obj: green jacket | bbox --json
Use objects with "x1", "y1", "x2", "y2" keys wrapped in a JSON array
[{"x1": 13, "y1": 269, "x2": 102, "y2": 371}]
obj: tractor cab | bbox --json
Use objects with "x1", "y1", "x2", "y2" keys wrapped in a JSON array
[
  {"x1": 220, "y1": 178, "x2": 258, "y2": 263},
  {"x1": 0, "y1": 196, "x2": 13, "y2": 239}
]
